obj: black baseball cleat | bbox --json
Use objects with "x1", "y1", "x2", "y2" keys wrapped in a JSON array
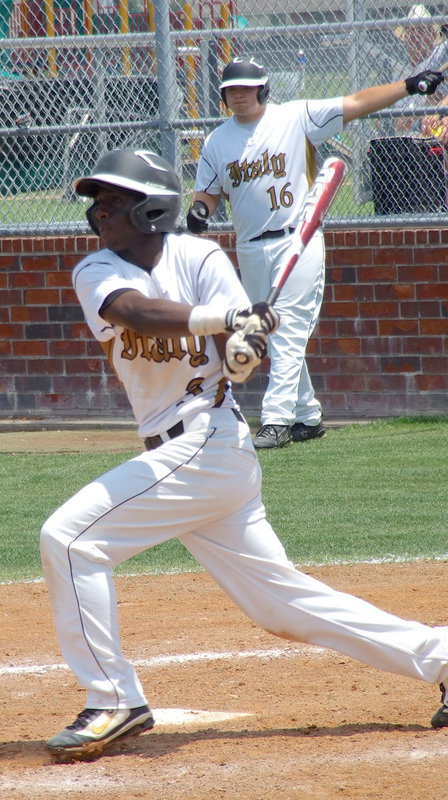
[
  {"x1": 253, "y1": 424, "x2": 292, "y2": 449},
  {"x1": 46, "y1": 705, "x2": 155, "y2": 759},
  {"x1": 431, "y1": 683, "x2": 448, "y2": 728},
  {"x1": 291, "y1": 420, "x2": 326, "y2": 442}
]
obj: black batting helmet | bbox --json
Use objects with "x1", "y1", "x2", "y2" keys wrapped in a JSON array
[
  {"x1": 74, "y1": 148, "x2": 182, "y2": 235},
  {"x1": 219, "y1": 57, "x2": 270, "y2": 105}
]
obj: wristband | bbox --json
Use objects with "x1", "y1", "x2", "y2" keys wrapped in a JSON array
[{"x1": 188, "y1": 305, "x2": 227, "y2": 336}]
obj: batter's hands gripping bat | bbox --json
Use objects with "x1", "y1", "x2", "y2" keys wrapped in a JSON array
[{"x1": 231, "y1": 157, "x2": 348, "y2": 366}]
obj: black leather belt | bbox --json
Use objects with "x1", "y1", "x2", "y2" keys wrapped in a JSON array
[
  {"x1": 144, "y1": 420, "x2": 184, "y2": 451},
  {"x1": 144, "y1": 409, "x2": 244, "y2": 451},
  {"x1": 249, "y1": 226, "x2": 295, "y2": 242}
]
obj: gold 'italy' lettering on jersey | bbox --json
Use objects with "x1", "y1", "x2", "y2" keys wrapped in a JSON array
[
  {"x1": 226, "y1": 149, "x2": 286, "y2": 187},
  {"x1": 119, "y1": 329, "x2": 209, "y2": 368}
]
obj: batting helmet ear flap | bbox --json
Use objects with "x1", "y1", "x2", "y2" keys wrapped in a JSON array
[{"x1": 257, "y1": 80, "x2": 270, "y2": 104}]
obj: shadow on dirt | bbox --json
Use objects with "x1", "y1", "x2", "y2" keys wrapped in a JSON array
[{"x1": 0, "y1": 720, "x2": 431, "y2": 765}]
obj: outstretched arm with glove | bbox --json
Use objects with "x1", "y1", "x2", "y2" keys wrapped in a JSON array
[{"x1": 343, "y1": 69, "x2": 444, "y2": 122}]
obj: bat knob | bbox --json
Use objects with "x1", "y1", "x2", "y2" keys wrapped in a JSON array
[
  {"x1": 235, "y1": 352, "x2": 249, "y2": 364},
  {"x1": 417, "y1": 79, "x2": 428, "y2": 93}
]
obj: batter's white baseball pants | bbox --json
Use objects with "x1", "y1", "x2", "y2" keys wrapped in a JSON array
[
  {"x1": 40, "y1": 408, "x2": 448, "y2": 710},
  {"x1": 236, "y1": 231, "x2": 325, "y2": 426}
]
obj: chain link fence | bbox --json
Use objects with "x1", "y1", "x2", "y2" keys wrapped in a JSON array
[{"x1": 0, "y1": 0, "x2": 447, "y2": 235}]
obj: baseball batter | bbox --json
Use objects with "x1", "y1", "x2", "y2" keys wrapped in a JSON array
[
  {"x1": 188, "y1": 57, "x2": 444, "y2": 449},
  {"x1": 41, "y1": 148, "x2": 448, "y2": 761}
]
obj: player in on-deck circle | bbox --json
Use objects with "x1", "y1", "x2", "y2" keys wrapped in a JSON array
[
  {"x1": 187, "y1": 57, "x2": 444, "y2": 449},
  {"x1": 40, "y1": 148, "x2": 448, "y2": 761}
]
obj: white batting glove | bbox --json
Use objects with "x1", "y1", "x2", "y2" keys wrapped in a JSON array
[{"x1": 223, "y1": 326, "x2": 268, "y2": 383}]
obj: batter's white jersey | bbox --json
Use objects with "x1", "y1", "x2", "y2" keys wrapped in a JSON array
[
  {"x1": 195, "y1": 98, "x2": 344, "y2": 243},
  {"x1": 72, "y1": 232, "x2": 249, "y2": 438}
]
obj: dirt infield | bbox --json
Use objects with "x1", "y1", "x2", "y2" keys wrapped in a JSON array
[
  {"x1": 1, "y1": 427, "x2": 447, "y2": 799},
  {"x1": 0, "y1": 426, "x2": 142, "y2": 453}
]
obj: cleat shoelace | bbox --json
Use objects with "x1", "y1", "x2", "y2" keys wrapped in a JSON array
[{"x1": 67, "y1": 708, "x2": 112, "y2": 731}]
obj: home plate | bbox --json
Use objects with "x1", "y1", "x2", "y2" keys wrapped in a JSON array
[{"x1": 153, "y1": 708, "x2": 251, "y2": 726}]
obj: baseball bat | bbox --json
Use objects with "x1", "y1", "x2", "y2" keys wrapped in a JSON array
[
  {"x1": 266, "y1": 157, "x2": 348, "y2": 306},
  {"x1": 233, "y1": 157, "x2": 348, "y2": 365},
  {"x1": 417, "y1": 61, "x2": 448, "y2": 93}
]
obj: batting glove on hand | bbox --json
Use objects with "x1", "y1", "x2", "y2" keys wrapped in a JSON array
[
  {"x1": 405, "y1": 70, "x2": 444, "y2": 96},
  {"x1": 225, "y1": 301, "x2": 280, "y2": 334},
  {"x1": 186, "y1": 200, "x2": 210, "y2": 234},
  {"x1": 223, "y1": 327, "x2": 268, "y2": 383}
]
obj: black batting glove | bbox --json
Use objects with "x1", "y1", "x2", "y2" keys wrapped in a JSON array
[
  {"x1": 251, "y1": 302, "x2": 280, "y2": 334},
  {"x1": 225, "y1": 302, "x2": 280, "y2": 334},
  {"x1": 405, "y1": 70, "x2": 444, "y2": 96},
  {"x1": 244, "y1": 330, "x2": 269, "y2": 359},
  {"x1": 186, "y1": 200, "x2": 210, "y2": 234}
]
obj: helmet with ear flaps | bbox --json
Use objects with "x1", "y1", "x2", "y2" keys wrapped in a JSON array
[
  {"x1": 74, "y1": 149, "x2": 182, "y2": 235},
  {"x1": 219, "y1": 58, "x2": 270, "y2": 106}
]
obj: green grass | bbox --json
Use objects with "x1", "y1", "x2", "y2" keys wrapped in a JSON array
[
  {"x1": 258, "y1": 417, "x2": 447, "y2": 564},
  {"x1": 1, "y1": 417, "x2": 447, "y2": 582},
  {"x1": 326, "y1": 181, "x2": 374, "y2": 217},
  {"x1": 0, "y1": 191, "x2": 88, "y2": 226}
]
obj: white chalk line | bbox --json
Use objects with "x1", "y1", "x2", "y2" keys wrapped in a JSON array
[
  {"x1": 0, "y1": 644, "x2": 323, "y2": 678},
  {"x1": 3, "y1": 554, "x2": 448, "y2": 586}
]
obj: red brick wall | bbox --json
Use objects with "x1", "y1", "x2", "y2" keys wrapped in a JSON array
[{"x1": 1, "y1": 229, "x2": 447, "y2": 421}]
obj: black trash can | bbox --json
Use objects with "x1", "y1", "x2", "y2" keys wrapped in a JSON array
[{"x1": 367, "y1": 136, "x2": 448, "y2": 214}]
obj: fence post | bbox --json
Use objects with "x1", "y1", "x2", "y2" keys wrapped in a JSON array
[
  {"x1": 218, "y1": 3, "x2": 231, "y2": 119},
  {"x1": 153, "y1": 0, "x2": 178, "y2": 170}
]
